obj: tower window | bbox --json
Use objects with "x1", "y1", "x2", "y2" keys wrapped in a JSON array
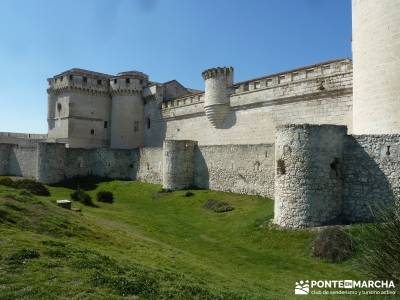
[
  {"x1": 90, "y1": 129, "x2": 94, "y2": 135},
  {"x1": 126, "y1": 78, "x2": 130, "y2": 84},
  {"x1": 104, "y1": 121, "x2": 108, "y2": 128},
  {"x1": 139, "y1": 79, "x2": 143, "y2": 85},
  {"x1": 114, "y1": 79, "x2": 117, "y2": 84},
  {"x1": 97, "y1": 79, "x2": 102, "y2": 85},
  {"x1": 83, "y1": 77, "x2": 87, "y2": 83},
  {"x1": 57, "y1": 103, "x2": 62, "y2": 112},
  {"x1": 69, "y1": 74, "x2": 73, "y2": 80},
  {"x1": 147, "y1": 118, "x2": 151, "y2": 129},
  {"x1": 60, "y1": 76, "x2": 63, "y2": 81}
]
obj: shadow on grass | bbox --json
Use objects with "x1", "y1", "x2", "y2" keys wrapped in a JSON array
[{"x1": 49, "y1": 176, "x2": 115, "y2": 191}]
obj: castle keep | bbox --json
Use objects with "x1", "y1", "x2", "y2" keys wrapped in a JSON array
[{"x1": 1, "y1": 0, "x2": 400, "y2": 228}]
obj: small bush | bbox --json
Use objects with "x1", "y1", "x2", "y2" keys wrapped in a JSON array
[
  {"x1": 184, "y1": 191, "x2": 194, "y2": 197},
  {"x1": 0, "y1": 177, "x2": 50, "y2": 196},
  {"x1": 7, "y1": 248, "x2": 40, "y2": 265},
  {"x1": 312, "y1": 226, "x2": 354, "y2": 262},
  {"x1": 0, "y1": 176, "x2": 14, "y2": 187},
  {"x1": 203, "y1": 199, "x2": 234, "y2": 213},
  {"x1": 14, "y1": 179, "x2": 50, "y2": 196},
  {"x1": 70, "y1": 189, "x2": 95, "y2": 207},
  {"x1": 96, "y1": 191, "x2": 114, "y2": 203}
]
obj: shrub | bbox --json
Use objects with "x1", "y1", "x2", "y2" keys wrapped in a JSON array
[
  {"x1": 203, "y1": 199, "x2": 234, "y2": 213},
  {"x1": 0, "y1": 176, "x2": 14, "y2": 187},
  {"x1": 184, "y1": 191, "x2": 194, "y2": 197},
  {"x1": 70, "y1": 189, "x2": 95, "y2": 207},
  {"x1": 97, "y1": 191, "x2": 114, "y2": 203},
  {"x1": 312, "y1": 226, "x2": 354, "y2": 262},
  {"x1": 7, "y1": 248, "x2": 40, "y2": 265},
  {"x1": 357, "y1": 207, "x2": 400, "y2": 287},
  {"x1": 0, "y1": 177, "x2": 50, "y2": 196},
  {"x1": 14, "y1": 179, "x2": 50, "y2": 196}
]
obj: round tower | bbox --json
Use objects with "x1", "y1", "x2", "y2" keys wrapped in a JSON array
[
  {"x1": 162, "y1": 140, "x2": 197, "y2": 190},
  {"x1": 110, "y1": 71, "x2": 148, "y2": 149},
  {"x1": 202, "y1": 67, "x2": 233, "y2": 128},
  {"x1": 274, "y1": 124, "x2": 347, "y2": 228},
  {"x1": 352, "y1": 0, "x2": 400, "y2": 134}
]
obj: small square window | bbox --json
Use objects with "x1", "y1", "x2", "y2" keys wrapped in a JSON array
[
  {"x1": 90, "y1": 129, "x2": 94, "y2": 135},
  {"x1": 126, "y1": 78, "x2": 130, "y2": 84},
  {"x1": 243, "y1": 83, "x2": 249, "y2": 92},
  {"x1": 104, "y1": 121, "x2": 108, "y2": 128},
  {"x1": 97, "y1": 79, "x2": 102, "y2": 85},
  {"x1": 69, "y1": 75, "x2": 73, "y2": 80},
  {"x1": 83, "y1": 77, "x2": 87, "y2": 83},
  {"x1": 139, "y1": 79, "x2": 143, "y2": 85},
  {"x1": 114, "y1": 79, "x2": 117, "y2": 84}
]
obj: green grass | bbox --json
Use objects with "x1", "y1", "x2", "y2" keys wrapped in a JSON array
[{"x1": 0, "y1": 180, "x2": 380, "y2": 299}]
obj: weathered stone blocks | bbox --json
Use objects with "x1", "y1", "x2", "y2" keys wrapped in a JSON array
[
  {"x1": 274, "y1": 124, "x2": 347, "y2": 228},
  {"x1": 162, "y1": 140, "x2": 197, "y2": 190}
]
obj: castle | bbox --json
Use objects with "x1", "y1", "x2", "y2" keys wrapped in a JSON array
[{"x1": 0, "y1": 0, "x2": 400, "y2": 228}]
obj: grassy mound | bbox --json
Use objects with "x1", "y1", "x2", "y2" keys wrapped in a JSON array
[{"x1": 0, "y1": 181, "x2": 369, "y2": 299}]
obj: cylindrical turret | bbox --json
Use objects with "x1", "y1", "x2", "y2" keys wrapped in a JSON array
[
  {"x1": 202, "y1": 67, "x2": 233, "y2": 128},
  {"x1": 162, "y1": 140, "x2": 197, "y2": 190},
  {"x1": 274, "y1": 124, "x2": 347, "y2": 228},
  {"x1": 110, "y1": 71, "x2": 148, "y2": 149},
  {"x1": 47, "y1": 85, "x2": 57, "y2": 132},
  {"x1": 352, "y1": 0, "x2": 400, "y2": 134}
]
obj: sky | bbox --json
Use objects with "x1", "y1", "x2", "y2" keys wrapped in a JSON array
[{"x1": 0, "y1": 0, "x2": 351, "y2": 133}]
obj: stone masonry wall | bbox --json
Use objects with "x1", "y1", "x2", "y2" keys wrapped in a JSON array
[
  {"x1": 136, "y1": 147, "x2": 163, "y2": 184},
  {"x1": 343, "y1": 135, "x2": 400, "y2": 223},
  {"x1": 0, "y1": 144, "x2": 11, "y2": 174},
  {"x1": 194, "y1": 144, "x2": 275, "y2": 198},
  {"x1": 8, "y1": 144, "x2": 39, "y2": 178},
  {"x1": 274, "y1": 124, "x2": 347, "y2": 228}
]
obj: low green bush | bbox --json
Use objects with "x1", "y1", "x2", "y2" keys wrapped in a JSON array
[
  {"x1": 184, "y1": 191, "x2": 194, "y2": 197},
  {"x1": 70, "y1": 189, "x2": 95, "y2": 207},
  {"x1": 14, "y1": 179, "x2": 50, "y2": 196},
  {"x1": 0, "y1": 177, "x2": 50, "y2": 196},
  {"x1": 312, "y1": 226, "x2": 354, "y2": 262},
  {"x1": 202, "y1": 199, "x2": 234, "y2": 213},
  {"x1": 96, "y1": 191, "x2": 114, "y2": 203}
]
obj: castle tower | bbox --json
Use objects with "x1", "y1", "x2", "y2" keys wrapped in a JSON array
[
  {"x1": 274, "y1": 124, "x2": 347, "y2": 228},
  {"x1": 110, "y1": 71, "x2": 148, "y2": 149},
  {"x1": 352, "y1": 0, "x2": 400, "y2": 134},
  {"x1": 162, "y1": 140, "x2": 197, "y2": 190},
  {"x1": 46, "y1": 69, "x2": 111, "y2": 148},
  {"x1": 202, "y1": 67, "x2": 233, "y2": 128}
]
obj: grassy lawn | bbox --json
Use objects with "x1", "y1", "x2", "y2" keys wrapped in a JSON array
[{"x1": 0, "y1": 180, "x2": 379, "y2": 299}]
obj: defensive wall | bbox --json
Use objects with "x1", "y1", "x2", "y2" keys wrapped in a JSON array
[
  {"x1": 155, "y1": 59, "x2": 352, "y2": 146},
  {"x1": 274, "y1": 124, "x2": 400, "y2": 228}
]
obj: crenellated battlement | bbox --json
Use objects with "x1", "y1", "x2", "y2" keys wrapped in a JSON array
[
  {"x1": 201, "y1": 67, "x2": 234, "y2": 80},
  {"x1": 110, "y1": 71, "x2": 148, "y2": 96},
  {"x1": 233, "y1": 59, "x2": 351, "y2": 95},
  {"x1": 47, "y1": 69, "x2": 110, "y2": 95}
]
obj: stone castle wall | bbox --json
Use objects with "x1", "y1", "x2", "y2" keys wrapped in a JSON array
[
  {"x1": 273, "y1": 125, "x2": 400, "y2": 228},
  {"x1": 343, "y1": 135, "x2": 400, "y2": 223},
  {"x1": 194, "y1": 144, "x2": 275, "y2": 197},
  {"x1": 158, "y1": 60, "x2": 352, "y2": 146}
]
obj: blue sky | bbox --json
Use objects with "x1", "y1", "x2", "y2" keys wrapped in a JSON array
[{"x1": 0, "y1": 0, "x2": 351, "y2": 133}]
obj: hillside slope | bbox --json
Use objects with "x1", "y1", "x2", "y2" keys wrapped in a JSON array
[{"x1": 0, "y1": 181, "x2": 363, "y2": 299}]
